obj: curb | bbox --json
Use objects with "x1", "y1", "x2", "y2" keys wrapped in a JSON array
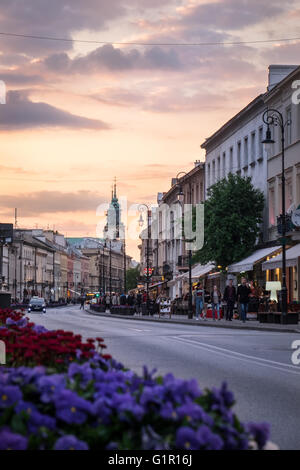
[{"x1": 85, "y1": 308, "x2": 300, "y2": 334}]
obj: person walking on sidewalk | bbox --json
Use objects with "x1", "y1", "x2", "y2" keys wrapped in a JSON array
[
  {"x1": 237, "y1": 277, "x2": 251, "y2": 323},
  {"x1": 194, "y1": 282, "x2": 205, "y2": 320},
  {"x1": 136, "y1": 291, "x2": 142, "y2": 315},
  {"x1": 79, "y1": 296, "x2": 85, "y2": 310},
  {"x1": 224, "y1": 279, "x2": 236, "y2": 321},
  {"x1": 210, "y1": 285, "x2": 222, "y2": 321}
]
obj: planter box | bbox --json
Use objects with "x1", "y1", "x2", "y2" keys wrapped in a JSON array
[
  {"x1": 90, "y1": 304, "x2": 106, "y2": 313},
  {"x1": 110, "y1": 306, "x2": 135, "y2": 316},
  {"x1": 258, "y1": 312, "x2": 299, "y2": 325}
]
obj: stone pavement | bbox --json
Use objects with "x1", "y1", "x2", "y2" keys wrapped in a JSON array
[{"x1": 87, "y1": 308, "x2": 300, "y2": 334}]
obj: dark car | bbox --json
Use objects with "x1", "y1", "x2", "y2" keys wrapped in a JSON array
[{"x1": 28, "y1": 297, "x2": 46, "y2": 313}]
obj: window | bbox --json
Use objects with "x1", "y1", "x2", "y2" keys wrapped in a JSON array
[
  {"x1": 237, "y1": 141, "x2": 241, "y2": 170},
  {"x1": 229, "y1": 147, "x2": 233, "y2": 173},
  {"x1": 251, "y1": 131, "x2": 256, "y2": 163},
  {"x1": 286, "y1": 180, "x2": 293, "y2": 212},
  {"x1": 269, "y1": 188, "x2": 275, "y2": 226},
  {"x1": 222, "y1": 152, "x2": 226, "y2": 177},
  {"x1": 212, "y1": 160, "x2": 216, "y2": 184},
  {"x1": 258, "y1": 127, "x2": 263, "y2": 159},
  {"x1": 207, "y1": 164, "x2": 211, "y2": 188},
  {"x1": 286, "y1": 107, "x2": 292, "y2": 145},
  {"x1": 217, "y1": 156, "x2": 221, "y2": 181},
  {"x1": 244, "y1": 137, "x2": 248, "y2": 167}
]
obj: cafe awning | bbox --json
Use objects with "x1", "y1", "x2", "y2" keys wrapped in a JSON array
[
  {"x1": 167, "y1": 263, "x2": 215, "y2": 287},
  {"x1": 228, "y1": 246, "x2": 281, "y2": 273},
  {"x1": 262, "y1": 243, "x2": 300, "y2": 271}
]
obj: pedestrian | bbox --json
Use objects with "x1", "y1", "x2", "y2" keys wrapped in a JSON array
[
  {"x1": 79, "y1": 296, "x2": 85, "y2": 310},
  {"x1": 210, "y1": 285, "x2": 222, "y2": 321},
  {"x1": 223, "y1": 279, "x2": 236, "y2": 321},
  {"x1": 237, "y1": 277, "x2": 252, "y2": 323},
  {"x1": 136, "y1": 291, "x2": 142, "y2": 315},
  {"x1": 120, "y1": 292, "x2": 127, "y2": 305},
  {"x1": 112, "y1": 292, "x2": 118, "y2": 306},
  {"x1": 194, "y1": 282, "x2": 205, "y2": 320},
  {"x1": 105, "y1": 293, "x2": 110, "y2": 310}
]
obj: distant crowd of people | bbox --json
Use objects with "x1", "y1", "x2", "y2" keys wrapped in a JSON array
[
  {"x1": 78, "y1": 277, "x2": 266, "y2": 322},
  {"x1": 193, "y1": 277, "x2": 265, "y2": 322}
]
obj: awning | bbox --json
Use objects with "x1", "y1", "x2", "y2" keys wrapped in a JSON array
[
  {"x1": 262, "y1": 243, "x2": 300, "y2": 271},
  {"x1": 149, "y1": 281, "x2": 166, "y2": 289},
  {"x1": 228, "y1": 246, "x2": 281, "y2": 273},
  {"x1": 167, "y1": 263, "x2": 215, "y2": 287}
]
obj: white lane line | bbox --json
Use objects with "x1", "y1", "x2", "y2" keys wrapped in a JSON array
[
  {"x1": 170, "y1": 336, "x2": 300, "y2": 376},
  {"x1": 129, "y1": 328, "x2": 152, "y2": 332}
]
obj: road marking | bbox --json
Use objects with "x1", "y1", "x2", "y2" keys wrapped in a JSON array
[
  {"x1": 129, "y1": 328, "x2": 152, "y2": 332},
  {"x1": 170, "y1": 336, "x2": 300, "y2": 376}
]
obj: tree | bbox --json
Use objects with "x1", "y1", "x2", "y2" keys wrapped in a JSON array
[
  {"x1": 194, "y1": 174, "x2": 264, "y2": 269},
  {"x1": 126, "y1": 265, "x2": 140, "y2": 291}
]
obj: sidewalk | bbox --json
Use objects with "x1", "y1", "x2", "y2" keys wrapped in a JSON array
[{"x1": 86, "y1": 308, "x2": 300, "y2": 334}]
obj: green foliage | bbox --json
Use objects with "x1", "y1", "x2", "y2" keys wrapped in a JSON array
[
  {"x1": 126, "y1": 265, "x2": 140, "y2": 291},
  {"x1": 194, "y1": 174, "x2": 264, "y2": 268}
]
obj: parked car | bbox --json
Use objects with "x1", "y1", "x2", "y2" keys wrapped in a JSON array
[{"x1": 28, "y1": 297, "x2": 46, "y2": 313}]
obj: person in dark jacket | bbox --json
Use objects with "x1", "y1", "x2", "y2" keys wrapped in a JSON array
[
  {"x1": 136, "y1": 292, "x2": 142, "y2": 315},
  {"x1": 223, "y1": 279, "x2": 236, "y2": 321},
  {"x1": 237, "y1": 278, "x2": 252, "y2": 323}
]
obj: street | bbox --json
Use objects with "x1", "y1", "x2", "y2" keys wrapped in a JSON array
[{"x1": 29, "y1": 305, "x2": 300, "y2": 450}]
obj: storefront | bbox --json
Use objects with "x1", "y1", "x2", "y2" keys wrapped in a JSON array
[
  {"x1": 262, "y1": 243, "x2": 300, "y2": 302},
  {"x1": 167, "y1": 263, "x2": 215, "y2": 299},
  {"x1": 227, "y1": 246, "x2": 282, "y2": 287}
]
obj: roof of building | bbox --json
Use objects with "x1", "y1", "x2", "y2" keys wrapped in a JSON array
[{"x1": 200, "y1": 94, "x2": 265, "y2": 150}]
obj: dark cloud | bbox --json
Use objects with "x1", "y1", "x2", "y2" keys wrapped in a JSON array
[
  {"x1": 0, "y1": 72, "x2": 44, "y2": 85},
  {"x1": 0, "y1": 0, "x2": 176, "y2": 56},
  {"x1": 43, "y1": 44, "x2": 182, "y2": 73},
  {"x1": 0, "y1": 90, "x2": 110, "y2": 131},
  {"x1": 0, "y1": 190, "x2": 106, "y2": 216},
  {"x1": 180, "y1": 0, "x2": 292, "y2": 30}
]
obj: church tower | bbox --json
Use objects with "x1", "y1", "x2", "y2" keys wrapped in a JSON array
[{"x1": 104, "y1": 178, "x2": 124, "y2": 240}]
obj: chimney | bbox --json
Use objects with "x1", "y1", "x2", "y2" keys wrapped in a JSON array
[
  {"x1": 268, "y1": 64, "x2": 298, "y2": 91},
  {"x1": 194, "y1": 160, "x2": 201, "y2": 167}
]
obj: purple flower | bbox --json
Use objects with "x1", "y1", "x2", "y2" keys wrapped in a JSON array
[
  {"x1": 0, "y1": 429, "x2": 27, "y2": 450},
  {"x1": 177, "y1": 403, "x2": 213, "y2": 426},
  {"x1": 54, "y1": 389, "x2": 92, "y2": 425},
  {"x1": 68, "y1": 362, "x2": 93, "y2": 385},
  {"x1": 0, "y1": 385, "x2": 22, "y2": 408},
  {"x1": 15, "y1": 400, "x2": 38, "y2": 415},
  {"x1": 54, "y1": 435, "x2": 89, "y2": 450},
  {"x1": 160, "y1": 402, "x2": 177, "y2": 420},
  {"x1": 196, "y1": 425, "x2": 224, "y2": 450},
  {"x1": 37, "y1": 374, "x2": 66, "y2": 403},
  {"x1": 140, "y1": 385, "x2": 165, "y2": 406},
  {"x1": 175, "y1": 426, "x2": 200, "y2": 450},
  {"x1": 91, "y1": 397, "x2": 112, "y2": 424},
  {"x1": 8, "y1": 366, "x2": 46, "y2": 386},
  {"x1": 247, "y1": 422, "x2": 270, "y2": 450},
  {"x1": 32, "y1": 324, "x2": 48, "y2": 334},
  {"x1": 28, "y1": 410, "x2": 56, "y2": 433}
]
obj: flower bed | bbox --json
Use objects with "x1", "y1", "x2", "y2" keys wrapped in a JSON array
[{"x1": 0, "y1": 309, "x2": 271, "y2": 450}]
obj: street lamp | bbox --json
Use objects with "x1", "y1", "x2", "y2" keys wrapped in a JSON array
[
  {"x1": 138, "y1": 204, "x2": 151, "y2": 315},
  {"x1": 176, "y1": 172, "x2": 193, "y2": 320},
  {"x1": 262, "y1": 108, "x2": 291, "y2": 323}
]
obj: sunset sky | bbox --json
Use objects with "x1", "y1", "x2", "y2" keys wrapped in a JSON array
[{"x1": 0, "y1": 0, "x2": 300, "y2": 258}]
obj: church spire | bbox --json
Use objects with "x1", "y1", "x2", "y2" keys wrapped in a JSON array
[{"x1": 113, "y1": 176, "x2": 117, "y2": 199}]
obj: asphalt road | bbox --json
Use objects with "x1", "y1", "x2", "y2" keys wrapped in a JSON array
[{"x1": 29, "y1": 305, "x2": 300, "y2": 450}]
